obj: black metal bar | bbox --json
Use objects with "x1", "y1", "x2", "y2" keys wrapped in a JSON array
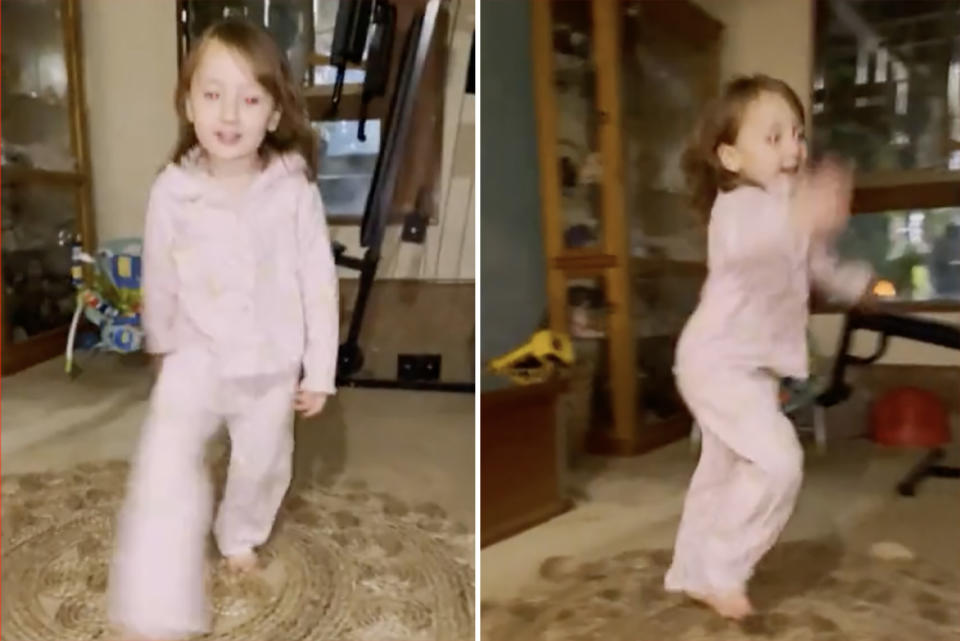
[
  {"x1": 337, "y1": 377, "x2": 474, "y2": 392},
  {"x1": 897, "y1": 448, "x2": 947, "y2": 496},
  {"x1": 330, "y1": 0, "x2": 470, "y2": 394},
  {"x1": 820, "y1": 310, "x2": 960, "y2": 497},
  {"x1": 819, "y1": 310, "x2": 960, "y2": 407},
  {"x1": 327, "y1": 0, "x2": 374, "y2": 117},
  {"x1": 847, "y1": 310, "x2": 960, "y2": 350},
  {"x1": 345, "y1": 250, "x2": 378, "y2": 348},
  {"x1": 358, "y1": 0, "x2": 396, "y2": 141},
  {"x1": 360, "y1": 0, "x2": 438, "y2": 248}
]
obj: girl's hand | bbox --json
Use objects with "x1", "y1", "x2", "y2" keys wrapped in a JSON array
[
  {"x1": 791, "y1": 157, "x2": 853, "y2": 237},
  {"x1": 294, "y1": 388, "x2": 328, "y2": 418}
]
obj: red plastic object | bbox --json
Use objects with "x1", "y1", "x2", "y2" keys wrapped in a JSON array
[{"x1": 870, "y1": 387, "x2": 951, "y2": 448}]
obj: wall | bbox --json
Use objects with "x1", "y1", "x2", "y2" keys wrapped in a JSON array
[
  {"x1": 692, "y1": 0, "x2": 960, "y2": 366},
  {"x1": 692, "y1": 0, "x2": 814, "y2": 114},
  {"x1": 81, "y1": 0, "x2": 473, "y2": 282},
  {"x1": 81, "y1": 1, "x2": 179, "y2": 243},
  {"x1": 478, "y1": 0, "x2": 549, "y2": 369}
]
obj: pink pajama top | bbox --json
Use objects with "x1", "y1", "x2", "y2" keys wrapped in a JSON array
[
  {"x1": 675, "y1": 179, "x2": 873, "y2": 380},
  {"x1": 141, "y1": 150, "x2": 339, "y2": 394}
]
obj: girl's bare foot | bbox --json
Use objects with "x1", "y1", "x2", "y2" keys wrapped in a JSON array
[
  {"x1": 225, "y1": 549, "x2": 258, "y2": 573},
  {"x1": 687, "y1": 590, "x2": 754, "y2": 620}
]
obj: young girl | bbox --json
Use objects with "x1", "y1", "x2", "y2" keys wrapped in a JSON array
[
  {"x1": 107, "y1": 19, "x2": 338, "y2": 640},
  {"x1": 665, "y1": 75, "x2": 874, "y2": 619}
]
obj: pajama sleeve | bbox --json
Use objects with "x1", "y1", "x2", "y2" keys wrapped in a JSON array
[
  {"x1": 141, "y1": 180, "x2": 179, "y2": 355},
  {"x1": 808, "y1": 237, "x2": 874, "y2": 306},
  {"x1": 296, "y1": 181, "x2": 340, "y2": 394}
]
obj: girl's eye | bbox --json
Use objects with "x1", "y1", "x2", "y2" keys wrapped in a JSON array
[
  {"x1": 245, "y1": 96, "x2": 261, "y2": 106},
  {"x1": 204, "y1": 91, "x2": 219, "y2": 100}
]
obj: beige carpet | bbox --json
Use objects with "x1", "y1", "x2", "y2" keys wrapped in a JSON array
[
  {"x1": 1, "y1": 460, "x2": 474, "y2": 641},
  {"x1": 481, "y1": 539, "x2": 960, "y2": 641}
]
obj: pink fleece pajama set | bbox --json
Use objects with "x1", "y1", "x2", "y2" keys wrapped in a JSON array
[
  {"x1": 108, "y1": 151, "x2": 339, "y2": 639},
  {"x1": 665, "y1": 179, "x2": 871, "y2": 596}
]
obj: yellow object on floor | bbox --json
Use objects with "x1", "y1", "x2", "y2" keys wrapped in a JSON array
[{"x1": 487, "y1": 330, "x2": 574, "y2": 385}]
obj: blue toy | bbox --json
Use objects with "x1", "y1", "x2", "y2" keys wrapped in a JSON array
[{"x1": 65, "y1": 238, "x2": 145, "y2": 375}]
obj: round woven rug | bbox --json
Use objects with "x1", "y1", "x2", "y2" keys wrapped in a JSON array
[
  {"x1": 481, "y1": 541, "x2": 960, "y2": 641},
  {"x1": 1, "y1": 460, "x2": 474, "y2": 641}
]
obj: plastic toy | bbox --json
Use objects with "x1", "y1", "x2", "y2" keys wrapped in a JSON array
[
  {"x1": 487, "y1": 330, "x2": 574, "y2": 385},
  {"x1": 64, "y1": 237, "x2": 144, "y2": 376}
]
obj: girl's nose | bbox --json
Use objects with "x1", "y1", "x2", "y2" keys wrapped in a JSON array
[
  {"x1": 220, "y1": 98, "x2": 238, "y2": 122},
  {"x1": 785, "y1": 137, "x2": 802, "y2": 161}
]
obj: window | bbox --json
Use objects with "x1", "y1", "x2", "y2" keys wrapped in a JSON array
[
  {"x1": 812, "y1": 0, "x2": 960, "y2": 307},
  {"x1": 836, "y1": 207, "x2": 960, "y2": 304},
  {"x1": 314, "y1": 119, "x2": 381, "y2": 223}
]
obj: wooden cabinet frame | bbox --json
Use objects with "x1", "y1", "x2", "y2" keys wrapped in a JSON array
[
  {"x1": 531, "y1": 0, "x2": 721, "y2": 455},
  {"x1": 1, "y1": 0, "x2": 97, "y2": 376}
]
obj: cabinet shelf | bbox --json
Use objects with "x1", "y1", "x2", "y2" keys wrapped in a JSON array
[
  {"x1": 631, "y1": 256, "x2": 706, "y2": 277},
  {"x1": 1, "y1": 166, "x2": 82, "y2": 185}
]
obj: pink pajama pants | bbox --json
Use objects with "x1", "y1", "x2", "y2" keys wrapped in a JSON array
[
  {"x1": 665, "y1": 365, "x2": 804, "y2": 595},
  {"x1": 107, "y1": 348, "x2": 298, "y2": 639}
]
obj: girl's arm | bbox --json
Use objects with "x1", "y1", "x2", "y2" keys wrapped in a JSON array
[
  {"x1": 141, "y1": 180, "x2": 179, "y2": 355},
  {"x1": 296, "y1": 182, "x2": 340, "y2": 394},
  {"x1": 808, "y1": 239, "x2": 874, "y2": 306}
]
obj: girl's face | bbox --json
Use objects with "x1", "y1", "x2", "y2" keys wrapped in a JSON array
[
  {"x1": 717, "y1": 91, "x2": 807, "y2": 190},
  {"x1": 185, "y1": 39, "x2": 280, "y2": 174}
]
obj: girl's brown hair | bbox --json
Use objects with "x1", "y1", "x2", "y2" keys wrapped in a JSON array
[
  {"x1": 171, "y1": 19, "x2": 317, "y2": 177},
  {"x1": 683, "y1": 74, "x2": 805, "y2": 219}
]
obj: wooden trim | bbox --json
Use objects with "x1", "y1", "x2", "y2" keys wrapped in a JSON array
[
  {"x1": 479, "y1": 377, "x2": 569, "y2": 409},
  {"x1": 529, "y1": 0, "x2": 569, "y2": 333},
  {"x1": 855, "y1": 168, "x2": 960, "y2": 189},
  {"x1": 480, "y1": 499, "x2": 574, "y2": 548},
  {"x1": 63, "y1": 0, "x2": 97, "y2": 252},
  {"x1": 852, "y1": 178, "x2": 960, "y2": 214},
  {"x1": 1, "y1": 327, "x2": 70, "y2": 377},
  {"x1": 553, "y1": 251, "x2": 618, "y2": 274},
  {"x1": 813, "y1": 300, "x2": 960, "y2": 314},
  {"x1": 592, "y1": 0, "x2": 638, "y2": 446},
  {"x1": 0, "y1": 168, "x2": 82, "y2": 185}
]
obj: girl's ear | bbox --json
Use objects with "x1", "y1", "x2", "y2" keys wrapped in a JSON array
[
  {"x1": 717, "y1": 143, "x2": 741, "y2": 174},
  {"x1": 267, "y1": 109, "x2": 281, "y2": 132},
  {"x1": 185, "y1": 99, "x2": 195, "y2": 123}
]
